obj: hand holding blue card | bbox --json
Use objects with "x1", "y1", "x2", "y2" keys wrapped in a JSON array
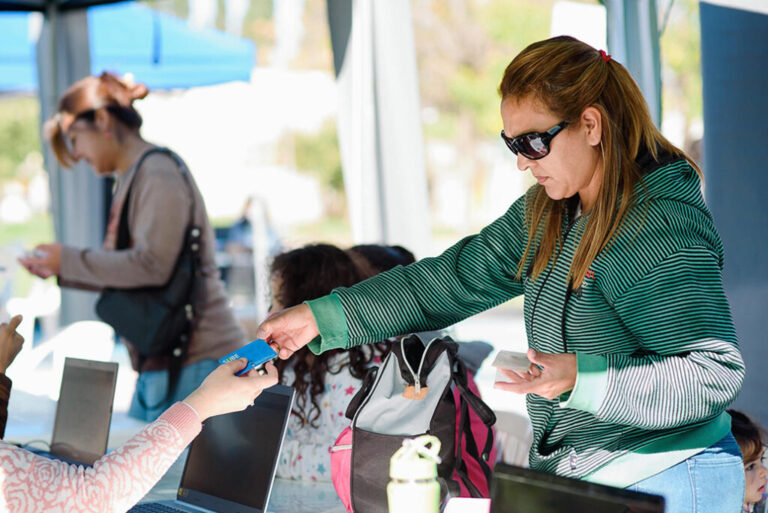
[{"x1": 219, "y1": 339, "x2": 278, "y2": 376}]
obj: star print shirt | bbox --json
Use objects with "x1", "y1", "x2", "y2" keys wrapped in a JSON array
[{"x1": 276, "y1": 351, "x2": 375, "y2": 482}]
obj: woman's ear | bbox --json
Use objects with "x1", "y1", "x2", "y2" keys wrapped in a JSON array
[
  {"x1": 581, "y1": 106, "x2": 603, "y2": 147},
  {"x1": 94, "y1": 107, "x2": 113, "y2": 133}
]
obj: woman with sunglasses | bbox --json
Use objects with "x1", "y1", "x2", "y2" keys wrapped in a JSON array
[
  {"x1": 256, "y1": 36, "x2": 745, "y2": 512},
  {"x1": 18, "y1": 72, "x2": 247, "y2": 422}
]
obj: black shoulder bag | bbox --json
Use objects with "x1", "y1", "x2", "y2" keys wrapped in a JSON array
[{"x1": 95, "y1": 148, "x2": 201, "y2": 405}]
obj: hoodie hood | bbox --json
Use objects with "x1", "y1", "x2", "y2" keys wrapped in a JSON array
[
  {"x1": 633, "y1": 144, "x2": 703, "y2": 206},
  {"x1": 625, "y1": 144, "x2": 724, "y2": 266}
]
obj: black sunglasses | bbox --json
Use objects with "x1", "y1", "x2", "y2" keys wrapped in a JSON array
[{"x1": 500, "y1": 121, "x2": 569, "y2": 160}]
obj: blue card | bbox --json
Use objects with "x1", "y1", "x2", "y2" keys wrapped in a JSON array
[{"x1": 218, "y1": 339, "x2": 278, "y2": 376}]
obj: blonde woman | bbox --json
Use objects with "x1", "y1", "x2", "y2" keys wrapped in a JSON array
[
  {"x1": 19, "y1": 73, "x2": 247, "y2": 421},
  {"x1": 256, "y1": 36, "x2": 746, "y2": 512}
]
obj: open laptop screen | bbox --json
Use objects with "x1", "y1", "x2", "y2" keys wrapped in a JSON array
[
  {"x1": 50, "y1": 358, "x2": 118, "y2": 466},
  {"x1": 178, "y1": 384, "x2": 295, "y2": 513},
  {"x1": 490, "y1": 463, "x2": 665, "y2": 513}
]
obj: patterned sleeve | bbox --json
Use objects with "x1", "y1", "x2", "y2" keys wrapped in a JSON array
[{"x1": 0, "y1": 402, "x2": 202, "y2": 513}]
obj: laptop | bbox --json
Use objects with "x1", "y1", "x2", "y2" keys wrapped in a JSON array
[
  {"x1": 130, "y1": 384, "x2": 296, "y2": 513},
  {"x1": 490, "y1": 463, "x2": 665, "y2": 513},
  {"x1": 27, "y1": 357, "x2": 118, "y2": 467}
]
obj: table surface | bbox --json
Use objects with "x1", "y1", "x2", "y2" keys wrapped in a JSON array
[{"x1": 138, "y1": 448, "x2": 347, "y2": 513}]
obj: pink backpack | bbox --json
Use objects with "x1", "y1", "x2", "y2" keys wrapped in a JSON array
[{"x1": 330, "y1": 335, "x2": 497, "y2": 513}]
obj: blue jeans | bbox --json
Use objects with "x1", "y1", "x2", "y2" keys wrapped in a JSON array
[
  {"x1": 128, "y1": 358, "x2": 219, "y2": 422},
  {"x1": 627, "y1": 433, "x2": 745, "y2": 513}
]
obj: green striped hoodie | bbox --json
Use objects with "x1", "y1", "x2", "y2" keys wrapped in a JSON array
[{"x1": 306, "y1": 151, "x2": 745, "y2": 487}]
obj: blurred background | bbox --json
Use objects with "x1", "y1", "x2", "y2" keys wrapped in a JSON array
[
  {"x1": 0, "y1": 0, "x2": 704, "y2": 321},
  {"x1": 0, "y1": 0, "x2": 764, "y2": 456}
]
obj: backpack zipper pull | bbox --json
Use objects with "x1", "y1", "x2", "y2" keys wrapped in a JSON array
[{"x1": 401, "y1": 337, "x2": 433, "y2": 400}]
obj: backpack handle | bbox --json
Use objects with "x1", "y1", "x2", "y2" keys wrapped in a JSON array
[
  {"x1": 452, "y1": 356, "x2": 497, "y2": 497},
  {"x1": 345, "y1": 366, "x2": 378, "y2": 420}
]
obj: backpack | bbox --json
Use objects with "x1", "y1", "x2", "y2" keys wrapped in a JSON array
[{"x1": 330, "y1": 334, "x2": 497, "y2": 513}]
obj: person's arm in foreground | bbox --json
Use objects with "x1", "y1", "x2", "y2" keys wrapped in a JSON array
[
  {"x1": 0, "y1": 359, "x2": 278, "y2": 513},
  {"x1": 0, "y1": 315, "x2": 24, "y2": 438}
]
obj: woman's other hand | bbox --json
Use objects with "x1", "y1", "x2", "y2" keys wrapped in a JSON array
[
  {"x1": 494, "y1": 348, "x2": 577, "y2": 400},
  {"x1": 256, "y1": 303, "x2": 319, "y2": 360},
  {"x1": 18, "y1": 243, "x2": 62, "y2": 279},
  {"x1": 183, "y1": 360, "x2": 278, "y2": 421},
  {"x1": 0, "y1": 315, "x2": 24, "y2": 374}
]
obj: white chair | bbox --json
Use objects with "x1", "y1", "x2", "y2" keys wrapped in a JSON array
[{"x1": 493, "y1": 409, "x2": 534, "y2": 467}]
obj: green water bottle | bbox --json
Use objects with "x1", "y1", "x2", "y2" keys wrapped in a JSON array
[{"x1": 387, "y1": 435, "x2": 442, "y2": 513}]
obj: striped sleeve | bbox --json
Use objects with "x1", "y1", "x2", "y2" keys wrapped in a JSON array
[
  {"x1": 563, "y1": 246, "x2": 745, "y2": 429},
  {"x1": 334, "y1": 197, "x2": 529, "y2": 346}
]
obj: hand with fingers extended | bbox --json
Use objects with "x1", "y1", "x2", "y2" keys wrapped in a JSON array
[
  {"x1": 0, "y1": 315, "x2": 25, "y2": 374},
  {"x1": 255, "y1": 303, "x2": 319, "y2": 360},
  {"x1": 493, "y1": 348, "x2": 577, "y2": 400},
  {"x1": 183, "y1": 359, "x2": 279, "y2": 421}
]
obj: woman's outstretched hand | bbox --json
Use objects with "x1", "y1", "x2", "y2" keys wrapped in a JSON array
[
  {"x1": 255, "y1": 303, "x2": 319, "y2": 360},
  {"x1": 493, "y1": 348, "x2": 577, "y2": 400},
  {"x1": 184, "y1": 359, "x2": 278, "y2": 421},
  {"x1": 18, "y1": 243, "x2": 62, "y2": 279}
]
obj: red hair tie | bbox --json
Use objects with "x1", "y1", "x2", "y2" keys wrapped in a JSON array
[{"x1": 599, "y1": 50, "x2": 611, "y2": 62}]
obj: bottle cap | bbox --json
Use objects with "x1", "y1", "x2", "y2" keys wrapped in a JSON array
[{"x1": 389, "y1": 435, "x2": 442, "y2": 480}]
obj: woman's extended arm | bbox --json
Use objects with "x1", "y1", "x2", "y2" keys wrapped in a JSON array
[
  {"x1": 260, "y1": 195, "x2": 530, "y2": 357},
  {"x1": 0, "y1": 360, "x2": 277, "y2": 513}
]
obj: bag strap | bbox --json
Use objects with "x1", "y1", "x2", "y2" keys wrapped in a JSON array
[
  {"x1": 454, "y1": 397, "x2": 484, "y2": 497},
  {"x1": 117, "y1": 148, "x2": 201, "y2": 410},
  {"x1": 453, "y1": 357, "x2": 496, "y2": 454},
  {"x1": 451, "y1": 356, "x2": 496, "y2": 495},
  {"x1": 345, "y1": 366, "x2": 378, "y2": 420},
  {"x1": 115, "y1": 147, "x2": 197, "y2": 250}
]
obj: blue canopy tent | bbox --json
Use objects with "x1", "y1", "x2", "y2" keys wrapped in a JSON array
[
  {"x1": 0, "y1": 12, "x2": 36, "y2": 91},
  {"x1": 0, "y1": 2, "x2": 255, "y2": 92}
]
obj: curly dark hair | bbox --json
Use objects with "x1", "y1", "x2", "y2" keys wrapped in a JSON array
[
  {"x1": 270, "y1": 244, "x2": 388, "y2": 427},
  {"x1": 346, "y1": 244, "x2": 416, "y2": 279}
]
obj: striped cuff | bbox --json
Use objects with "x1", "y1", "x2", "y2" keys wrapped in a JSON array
[
  {"x1": 559, "y1": 352, "x2": 608, "y2": 414},
  {"x1": 160, "y1": 402, "x2": 203, "y2": 441},
  {"x1": 305, "y1": 294, "x2": 349, "y2": 354}
]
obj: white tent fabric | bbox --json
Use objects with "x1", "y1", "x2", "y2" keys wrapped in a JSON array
[
  {"x1": 329, "y1": 0, "x2": 432, "y2": 258},
  {"x1": 605, "y1": 0, "x2": 662, "y2": 126}
]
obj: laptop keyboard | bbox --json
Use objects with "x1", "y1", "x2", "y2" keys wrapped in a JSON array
[{"x1": 128, "y1": 504, "x2": 187, "y2": 513}]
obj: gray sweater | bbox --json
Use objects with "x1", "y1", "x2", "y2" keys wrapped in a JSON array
[{"x1": 60, "y1": 149, "x2": 245, "y2": 369}]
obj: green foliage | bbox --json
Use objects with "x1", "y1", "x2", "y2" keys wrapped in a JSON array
[
  {"x1": 659, "y1": 0, "x2": 702, "y2": 123},
  {"x1": 0, "y1": 95, "x2": 40, "y2": 185},
  {"x1": 415, "y1": 0, "x2": 556, "y2": 140},
  {"x1": 0, "y1": 214, "x2": 54, "y2": 298},
  {"x1": 286, "y1": 120, "x2": 344, "y2": 193},
  {"x1": 0, "y1": 213, "x2": 53, "y2": 249},
  {"x1": 139, "y1": 0, "x2": 189, "y2": 19},
  {"x1": 480, "y1": 0, "x2": 552, "y2": 48}
]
